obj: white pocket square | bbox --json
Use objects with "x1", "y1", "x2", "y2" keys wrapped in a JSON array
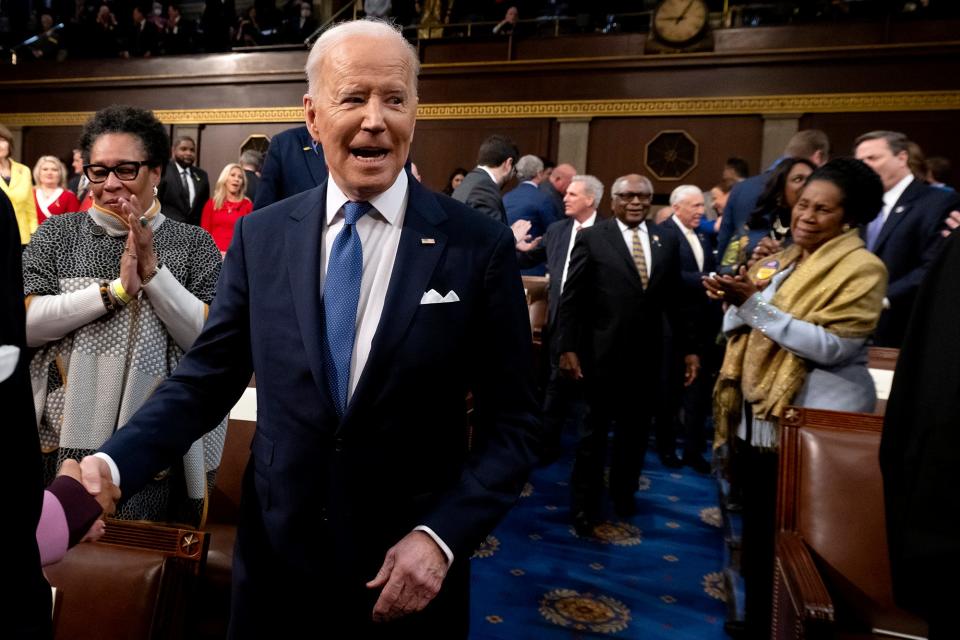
[{"x1": 420, "y1": 289, "x2": 460, "y2": 305}]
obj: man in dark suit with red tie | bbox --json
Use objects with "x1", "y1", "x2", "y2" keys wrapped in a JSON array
[
  {"x1": 555, "y1": 174, "x2": 699, "y2": 536},
  {"x1": 158, "y1": 136, "x2": 209, "y2": 225},
  {"x1": 79, "y1": 19, "x2": 539, "y2": 638}
]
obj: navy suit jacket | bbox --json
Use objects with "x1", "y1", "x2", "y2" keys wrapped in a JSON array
[
  {"x1": 101, "y1": 176, "x2": 540, "y2": 635},
  {"x1": 505, "y1": 182, "x2": 560, "y2": 275},
  {"x1": 452, "y1": 168, "x2": 506, "y2": 225},
  {"x1": 253, "y1": 125, "x2": 328, "y2": 209},
  {"x1": 517, "y1": 216, "x2": 575, "y2": 330},
  {"x1": 716, "y1": 172, "x2": 768, "y2": 261},
  {"x1": 866, "y1": 178, "x2": 960, "y2": 347}
]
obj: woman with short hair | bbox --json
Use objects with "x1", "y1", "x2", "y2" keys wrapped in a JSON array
[{"x1": 22, "y1": 105, "x2": 225, "y2": 525}]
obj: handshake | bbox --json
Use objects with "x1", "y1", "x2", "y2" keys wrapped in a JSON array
[{"x1": 50, "y1": 457, "x2": 121, "y2": 547}]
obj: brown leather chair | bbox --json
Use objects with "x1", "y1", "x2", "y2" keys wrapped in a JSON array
[
  {"x1": 44, "y1": 519, "x2": 208, "y2": 640},
  {"x1": 772, "y1": 407, "x2": 927, "y2": 639}
]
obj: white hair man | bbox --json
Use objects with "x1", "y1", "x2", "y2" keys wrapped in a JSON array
[
  {"x1": 80, "y1": 19, "x2": 539, "y2": 638},
  {"x1": 504, "y1": 154, "x2": 558, "y2": 274}
]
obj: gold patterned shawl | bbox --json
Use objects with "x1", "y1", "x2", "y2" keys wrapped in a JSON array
[{"x1": 713, "y1": 229, "x2": 887, "y2": 449}]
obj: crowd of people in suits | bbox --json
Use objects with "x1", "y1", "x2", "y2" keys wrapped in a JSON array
[{"x1": 5, "y1": 18, "x2": 960, "y2": 635}]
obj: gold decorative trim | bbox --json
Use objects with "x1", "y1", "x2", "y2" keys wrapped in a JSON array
[{"x1": 3, "y1": 91, "x2": 959, "y2": 127}]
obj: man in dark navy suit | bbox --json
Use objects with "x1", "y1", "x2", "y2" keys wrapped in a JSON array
[
  {"x1": 556, "y1": 173, "x2": 699, "y2": 535},
  {"x1": 518, "y1": 174, "x2": 602, "y2": 462},
  {"x1": 253, "y1": 124, "x2": 329, "y2": 209},
  {"x1": 505, "y1": 155, "x2": 559, "y2": 275},
  {"x1": 855, "y1": 130, "x2": 960, "y2": 347},
  {"x1": 657, "y1": 185, "x2": 720, "y2": 474},
  {"x1": 80, "y1": 20, "x2": 539, "y2": 639},
  {"x1": 716, "y1": 130, "x2": 829, "y2": 264}
]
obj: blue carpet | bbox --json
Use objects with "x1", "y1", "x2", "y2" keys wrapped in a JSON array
[{"x1": 470, "y1": 443, "x2": 727, "y2": 638}]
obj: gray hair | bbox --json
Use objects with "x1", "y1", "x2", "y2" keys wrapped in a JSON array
[
  {"x1": 514, "y1": 155, "x2": 544, "y2": 182},
  {"x1": 240, "y1": 149, "x2": 263, "y2": 170},
  {"x1": 305, "y1": 19, "x2": 421, "y2": 98},
  {"x1": 669, "y1": 184, "x2": 703, "y2": 206},
  {"x1": 571, "y1": 174, "x2": 604, "y2": 207},
  {"x1": 611, "y1": 174, "x2": 653, "y2": 197}
]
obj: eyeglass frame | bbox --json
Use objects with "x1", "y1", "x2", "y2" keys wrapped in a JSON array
[
  {"x1": 82, "y1": 160, "x2": 153, "y2": 184},
  {"x1": 612, "y1": 191, "x2": 654, "y2": 203}
]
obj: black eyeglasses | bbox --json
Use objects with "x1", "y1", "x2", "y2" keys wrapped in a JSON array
[
  {"x1": 83, "y1": 161, "x2": 150, "y2": 183},
  {"x1": 613, "y1": 192, "x2": 653, "y2": 203}
]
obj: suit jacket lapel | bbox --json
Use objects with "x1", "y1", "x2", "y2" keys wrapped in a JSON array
[
  {"x1": 285, "y1": 183, "x2": 338, "y2": 417},
  {"x1": 342, "y1": 178, "x2": 448, "y2": 428},
  {"x1": 874, "y1": 181, "x2": 922, "y2": 254},
  {"x1": 600, "y1": 220, "x2": 644, "y2": 291}
]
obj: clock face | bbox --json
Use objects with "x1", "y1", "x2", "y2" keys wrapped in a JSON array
[{"x1": 653, "y1": 0, "x2": 708, "y2": 46}]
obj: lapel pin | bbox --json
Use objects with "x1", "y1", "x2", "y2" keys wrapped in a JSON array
[
  {"x1": 421, "y1": 238, "x2": 436, "y2": 245},
  {"x1": 894, "y1": 206, "x2": 905, "y2": 214},
  {"x1": 302, "y1": 146, "x2": 312, "y2": 152}
]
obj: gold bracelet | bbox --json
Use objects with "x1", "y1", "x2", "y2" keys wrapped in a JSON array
[
  {"x1": 141, "y1": 264, "x2": 160, "y2": 286},
  {"x1": 111, "y1": 279, "x2": 133, "y2": 305}
]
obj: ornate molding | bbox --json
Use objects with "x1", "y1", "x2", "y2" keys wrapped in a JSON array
[{"x1": 3, "y1": 91, "x2": 959, "y2": 127}]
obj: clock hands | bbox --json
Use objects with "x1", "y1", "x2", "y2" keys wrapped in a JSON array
[{"x1": 675, "y1": 0, "x2": 697, "y2": 24}]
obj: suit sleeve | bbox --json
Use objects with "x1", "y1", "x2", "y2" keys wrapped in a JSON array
[
  {"x1": 419, "y1": 226, "x2": 540, "y2": 559},
  {"x1": 715, "y1": 189, "x2": 739, "y2": 259},
  {"x1": 253, "y1": 139, "x2": 282, "y2": 210},
  {"x1": 100, "y1": 216, "x2": 254, "y2": 494},
  {"x1": 886, "y1": 191, "x2": 960, "y2": 305},
  {"x1": 467, "y1": 182, "x2": 506, "y2": 224}
]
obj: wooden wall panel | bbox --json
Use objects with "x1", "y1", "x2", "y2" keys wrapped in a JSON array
[
  {"x1": 21, "y1": 126, "x2": 84, "y2": 174},
  {"x1": 197, "y1": 122, "x2": 299, "y2": 181},
  {"x1": 409, "y1": 119, "x2": 552, "y2": 193},
  {"x1": 801, "y1": 110, "x2": 960, "y2": 186},
  {"x1": 586, "y1": 116, "x2": 764, "y2": 208}
]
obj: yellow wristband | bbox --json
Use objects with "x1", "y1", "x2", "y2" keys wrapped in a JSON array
[{"x1": 111, "y1": 279, "x2": 133, "y2": 305}]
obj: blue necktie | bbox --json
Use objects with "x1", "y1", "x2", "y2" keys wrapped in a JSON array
[
  {"x1": 865, "y1": 210, "x2": 885, "y2": 252},
  {"x1": 322, "y1": 200, "x2": 371, "y2": 415}
]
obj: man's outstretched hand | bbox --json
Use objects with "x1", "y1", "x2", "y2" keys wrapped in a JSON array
[
  {"x1": 366, "y1": 530, "x2": 448, "y2": 623},
  {"x1": 78, "y1": 455, "x2": 120, "y2": 517}
]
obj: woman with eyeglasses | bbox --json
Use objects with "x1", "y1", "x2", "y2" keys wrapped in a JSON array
[{"x1": 21, "y1": 105, "x2": 225, "y2": 525}]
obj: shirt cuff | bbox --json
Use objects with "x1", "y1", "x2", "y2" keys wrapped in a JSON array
[
  {"x1": 413, "y1": 525, "x2": 454, "y2": 566},
  {"x1": 882, "y1": 296, "x2": 890, "y2": 310},
  {"x1": 93, "y1": 452, "x2": 121, "y2": 486}
]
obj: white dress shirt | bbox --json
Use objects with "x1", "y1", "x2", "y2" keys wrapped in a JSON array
[
  {"x1": 560, "y1": 212, "x2": 596, "y2": 291},
  {"x1": 176, "y1": 161, "x2": 196, "y2": 207},
  {"x1": 616, "y1": 218, "x2": 654, "y2": 278},
  {"x1": 879, "y1": 173, "x2": 914, "y2": 229},
  {"x1": 672, "y1": 215, "x2": 704, "y2": 271}
]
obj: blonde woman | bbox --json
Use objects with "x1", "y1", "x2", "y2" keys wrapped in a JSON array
[
  {"x1": 200, "y1": 162, "x2": 252, "y2": 253},
  {"x1": 33, "y1": 155, "x2": 81, "y2": 225},
  {"x1": 0, "y1": 124, "x2": 36, "y2": 244}
]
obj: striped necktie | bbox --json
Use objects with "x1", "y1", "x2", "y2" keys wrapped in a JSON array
[{"x1": 631, "y1": 227, "x2": 649, "y2": 289}]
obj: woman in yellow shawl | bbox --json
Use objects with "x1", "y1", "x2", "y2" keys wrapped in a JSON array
[{"x1": 703, "y1": 157, "x2": 887, "y2": 636}]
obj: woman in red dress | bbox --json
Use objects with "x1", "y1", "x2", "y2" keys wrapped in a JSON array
[
  {"x1": 200, "y1": 162, "x2": 253, "y2": 254},
  {"x1": 33, "y1": 155, "x2": 81, "y2": 225}
]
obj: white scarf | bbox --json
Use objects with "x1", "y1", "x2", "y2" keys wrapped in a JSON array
[{"x1": 35, "y1": 187, "x2": 63, "y2": 220}]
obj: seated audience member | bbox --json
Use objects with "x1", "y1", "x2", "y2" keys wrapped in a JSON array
[
  {"x1": 163, "y1": 3, "x2": 196, "y2": 54},
  {"x1": 719, "y1": 157, "x2": 815, "y2": 273},
  {"x1": 120, "y1": 5, "x2": 160, "y2": 58},
  {"x1": 283, "y1": 1, "x2": 317, "y2": 43},
  {"x1": 0, "y1": 124, "x2": 38, "y2": 245},
  {"x1": 236, "y1": 6, "x2": 264, "y2": 46},
  {"x1": 25, "y1": 13, "x2": 61, "y2": 61},
  {"x1": 493, "y1": 6, "x2": 519, "y2": 34},
  {"x1": 89, "y1": 4, "x2": 121, "y2": 59},
  {"x1": 22, "y1": 105, "x2": 225, "y2": 526},
  {"x1": 33, "y1": 155, "x2": 81, "y2": 225},
  {"x1": 442, "y1": 167, "x2": 467, "y2": 196},
  {"x1": 201, "y1": 163, "x2": 253, "y2": 253},
  {"x1": 706, "y1": 157, "x2": 887, "y2": 638}
]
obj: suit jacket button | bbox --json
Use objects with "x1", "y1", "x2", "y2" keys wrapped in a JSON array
[{"x1": 334, "y1": 438, "x2": 344, "y2": 453}]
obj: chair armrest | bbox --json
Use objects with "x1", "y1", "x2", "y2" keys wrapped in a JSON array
[{"x1": 773, "y1": 531, "x2": 834, "y2": 639}]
